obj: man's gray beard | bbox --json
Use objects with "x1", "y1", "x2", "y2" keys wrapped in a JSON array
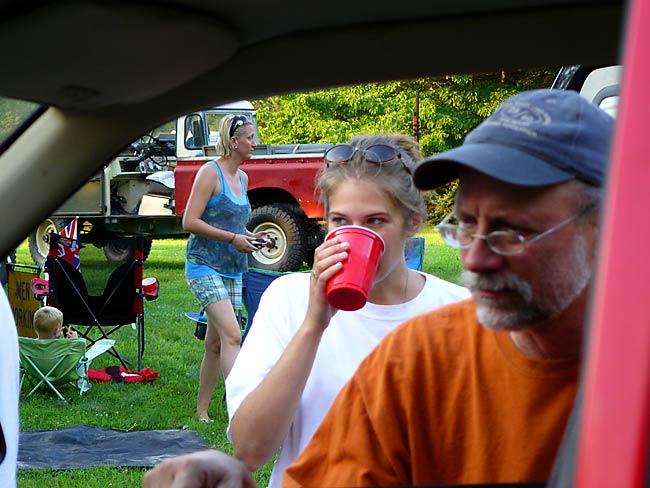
[{"x1": 461, "y1": 237, "x2": 592, "y2": 331}]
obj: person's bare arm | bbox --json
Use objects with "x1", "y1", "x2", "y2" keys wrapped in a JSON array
[
  {"x1": 143, "y1": 449, "x2": 257, "y2": 488},
  {"x1": 229, "y1": 238, "x2": 348, "y2": 471},
  {"x1": 230, "y1": 319, "x2": 325, "y2": 470}
]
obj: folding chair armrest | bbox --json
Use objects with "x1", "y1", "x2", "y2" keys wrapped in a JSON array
[
  {"x1": 31, "y1": 277, "x2": 50, "y2": 300},
  {"x1": 85, "y1": 339, "x2": 116, "y2": 361}
]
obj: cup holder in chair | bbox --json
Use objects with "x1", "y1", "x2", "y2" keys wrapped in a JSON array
[{"x1": 31, "y1": 277, "x2": 50, "y2": 300}]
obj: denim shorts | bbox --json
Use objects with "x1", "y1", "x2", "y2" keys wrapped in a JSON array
[{"x1": 187, "y1": 273, "x2": 242, "y2": 310}]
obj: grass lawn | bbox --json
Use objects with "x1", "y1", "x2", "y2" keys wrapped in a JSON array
[{"x1": 12, "y1": 225, "x2": 463, "y2": 487}]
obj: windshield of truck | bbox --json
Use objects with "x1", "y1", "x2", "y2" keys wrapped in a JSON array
[
  {"x1": 205, "y1": 113, "x2": 225, "y2": 145},
  {"x1": 116, "y1": 119, "x2": 177, "y2": 174},
  {"x1": 203, "y1": 111, "x2": 259, "y2": 146}
]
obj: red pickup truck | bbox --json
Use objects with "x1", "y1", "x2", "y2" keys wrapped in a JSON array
[
  {"x1": 174, "y1": 142, "x2": 330, "y2": 272},
  {"x1": 172, "y1": 101, "x2": 331, "y2": 271},
  {"x1": 31, "y1": 101, "x2": 330, "y2": 272}
]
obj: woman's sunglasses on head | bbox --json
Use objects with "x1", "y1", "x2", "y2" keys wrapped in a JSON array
[
  {"x1": 324, "y1": 144, "x2": 412, "y2": 175},
  {"x1": 229, "y1": 115, "x2": 251, "y2": 137}
]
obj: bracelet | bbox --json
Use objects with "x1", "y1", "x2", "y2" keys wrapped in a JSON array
[{"x1": 228, "y1": 232, "x2": 237, "y2": 244}]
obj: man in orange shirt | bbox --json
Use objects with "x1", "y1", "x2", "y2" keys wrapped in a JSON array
[
  {"x1": 283, "y1": 89, "x2": 612, "y2": 486},
  {"x1": 144, "y1": 89, "x2": 613, "y2": 487}
]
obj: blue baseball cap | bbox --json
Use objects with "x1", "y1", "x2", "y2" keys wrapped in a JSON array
[{"x1": 413, "y1": 89, "x2": 614, "y2": 189}]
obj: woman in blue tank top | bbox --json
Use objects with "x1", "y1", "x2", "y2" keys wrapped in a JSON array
[{"x1": 183, "y1": 114, "x2": 264, "y2": 422}]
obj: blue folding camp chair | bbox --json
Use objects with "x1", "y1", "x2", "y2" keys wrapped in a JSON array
[
  {"x1": 185, "y1": 268, "x2": 285, "y2": 343},
  {"x1": 240, "y1": 268, "x2": 286, "y2": 342},
  {"x1": 185, "y1": 305, "x2": 247, "y2": 340},
  {"x1": 405, "y1": 237, "x2": 425, "y2": 271}
]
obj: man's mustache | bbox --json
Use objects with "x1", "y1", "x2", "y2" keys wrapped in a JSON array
[{"x1": 461, "y1": 270, "x2": 533, "y2": 302}]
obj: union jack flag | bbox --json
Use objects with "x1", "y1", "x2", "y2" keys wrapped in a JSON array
[{"x1": 58, "y1": 218, "x2": 80, "y2": 270}]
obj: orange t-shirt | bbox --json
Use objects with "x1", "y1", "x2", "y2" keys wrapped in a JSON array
[{"x1": 284, "y1": 298, "x2": 578, "y2": 487}]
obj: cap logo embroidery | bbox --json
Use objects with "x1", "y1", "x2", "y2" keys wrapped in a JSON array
[{"x1": 485, "y1": 101, "x2": 551, "y2": 137}]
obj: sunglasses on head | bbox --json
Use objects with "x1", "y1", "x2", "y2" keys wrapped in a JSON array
[
  {"x1": 324, "y1": 144, "x2": 412, "y2": 174},
  {"x1": 229, "y1": 115, "x2": 251, "y2": 137}
]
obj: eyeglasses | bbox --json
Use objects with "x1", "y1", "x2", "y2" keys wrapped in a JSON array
[
  {"x1": 435, "y1": 205, "x2": 596, "y2": 256},
  {"x1": 324, "y1": 144, "x2": 412, "y2": 175},
  {"x1": 229, "y1": 115, "x2": 251, "y2": 137}
]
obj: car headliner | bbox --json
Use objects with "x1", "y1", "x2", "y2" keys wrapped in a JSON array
[{"x1": 0, "y1": 0, "x2": 625, "y2": 258}]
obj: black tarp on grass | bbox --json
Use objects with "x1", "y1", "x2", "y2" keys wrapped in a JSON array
[{"x1": 18, "y1": 424, "x2": 210, "y2": 470}]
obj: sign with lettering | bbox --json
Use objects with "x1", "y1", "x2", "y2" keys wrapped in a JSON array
[{"x1": 7, "y1": 265, "x2": 39, "y2": 338}]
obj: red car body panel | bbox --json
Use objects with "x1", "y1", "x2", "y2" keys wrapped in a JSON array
[
  {"x1": 174, "y1": 155, "x2": 324, "y2": 218},
  {"x1": 576, "y1": 0, "x2": 650, "y2": 486}
]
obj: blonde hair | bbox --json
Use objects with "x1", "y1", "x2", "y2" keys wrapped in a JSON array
[
  {"x1": 317, "y1": 133, "x2": 427, "y2": 223},
  {"x1": 33, "y1": 306, "x2": 64, "y2": 339},
  {"x1": 215, "y1": 114, "x2": 253, "y2": 157}
]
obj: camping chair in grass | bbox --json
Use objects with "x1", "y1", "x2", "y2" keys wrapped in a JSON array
[
  {"x1": 31, "y1": 232, "x2": 159, "y2": 371},
  {"x1": 19, "y1": 337, "x2": 115, "y2": 401}
]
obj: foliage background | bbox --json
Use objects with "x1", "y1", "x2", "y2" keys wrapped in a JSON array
[{"x1": 252, "y1": 69, "x2": 557, "y2": 222}]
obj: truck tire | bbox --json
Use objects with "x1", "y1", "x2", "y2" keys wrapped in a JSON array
[
  {"x1": 102, "y1": 238, "x2": 153, "y2": 262},
  {"x1": 28, "y1": 218, "x2": 71, "y2": 266},
  {"x1": 305, "y1": 220, "x2": 326, "y2": 267},
  {"x1": 247, "y1": 205, "x2": 307, "y2": 272}
]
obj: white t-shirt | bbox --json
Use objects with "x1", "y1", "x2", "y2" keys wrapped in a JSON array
[
  {"x1": 226, "y1": 271, "x2": 470, "y2": 488},
  {"x1": 0, "y1": 288, "x2": 19, "y2": 488}
]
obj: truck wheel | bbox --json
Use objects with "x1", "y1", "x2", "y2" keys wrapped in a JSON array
[
  {"x1": 103, "y1": 238, "x2": 153, "y2": 262},
  {"x1": 28, "y1": 218, "x2": 71, "y2": 266},
  {"x1": 305, "y1": 221, "x2": 326, "y2": 267},
  {"x1": 247, "y1": 205, "x2": 307, "y2": 272}
]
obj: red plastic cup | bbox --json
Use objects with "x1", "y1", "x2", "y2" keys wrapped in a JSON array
[
  {"x1": 324, "y1": 225, "x2": 385, "y2": 311},
  {"x1": 142, "y1": 277, "x2": 159, "y2": 294}
]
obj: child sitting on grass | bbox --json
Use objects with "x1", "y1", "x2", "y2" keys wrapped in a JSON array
[{"x1": 34, "y1": 306, "x2": 78, "y2": 339}]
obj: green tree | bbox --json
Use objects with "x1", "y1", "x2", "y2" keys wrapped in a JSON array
[{"x1": 253, "y1": 68, "x2": 557, "y2": 222}]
